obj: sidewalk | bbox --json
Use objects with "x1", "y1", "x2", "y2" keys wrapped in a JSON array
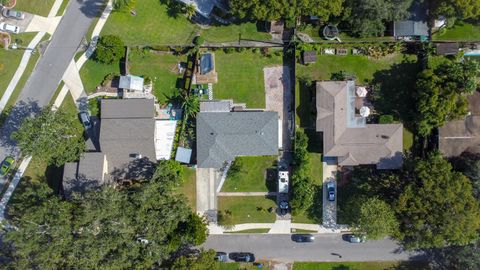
[{"x1": 208, "y1": 222, "x2": 350, "y2": 235}]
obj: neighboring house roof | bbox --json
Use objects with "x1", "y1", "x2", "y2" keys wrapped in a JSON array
[
  {"x1": 62, "y1": 152, "x2": 106, "y2": 198},
  {"x1": 119, "y1": 75, "x2": 144, "y2": 91},
  {"x1": 197, "y1": 111, "x2": 279, "y2": 168},
  {"x1": 439, "y1": 92, "x2": 480, "y2": 157},
  {"x1": 100, "y1": 99, "x2": 156, "y2": 180},
  {"x1": 316, "y1": 81, "x2": 403, "y2": 169},
  {"x1": 435, "y1": 43, "x2": 459, "y2": 55},
  {"x1": 101, "y1": 99, "x2": 154, "y2": 119},
  {"x1": 302, "y1": 51, "x2": 317, "y2": 64},
  {"x1": 176, "y1": 0, "x2": 217, "y2": 18},
  {"x1": 393, "y1": 20, "x2": 428, "y2": 37}
]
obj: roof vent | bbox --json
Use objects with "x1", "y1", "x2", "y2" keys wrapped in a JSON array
[{"x1": 381, "y1": 135, "x2": 390, "y2": 139}]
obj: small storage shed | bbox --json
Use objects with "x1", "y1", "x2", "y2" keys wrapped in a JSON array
[{"x1": 301, "y1": 50, "x2": 317, "y2": 65}]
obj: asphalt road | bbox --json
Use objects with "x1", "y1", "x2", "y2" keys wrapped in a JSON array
[
  {"x1": 0, "y1": 0, "x2": 104, "y2": 161},
  {"x1": 203, "y1": 234, "x2": 422, "y2": 262}
]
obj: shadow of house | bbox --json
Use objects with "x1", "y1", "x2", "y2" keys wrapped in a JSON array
[
  {"x1": 316, "y1": 81, "x2": 403, "y2": 169},
  {"x1": 62, "y1": 99, "x2": 157, "y2": 197}
]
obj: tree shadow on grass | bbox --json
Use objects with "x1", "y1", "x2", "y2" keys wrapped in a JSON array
[
  {"x1": 305, "y1": 184, "x2": 323, "y2": 223},
  {"x1": 371, "y1": 59, "x2": 421, "y2": 131},
  {"x1": 304, "y1": 129, "x2": 323, "y2": 153},
  {"x1": 296, "y1": 81, "x2": 316, "y2": 129}
]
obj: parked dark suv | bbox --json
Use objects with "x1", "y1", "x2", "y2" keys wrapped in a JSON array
[{"x1": 229, "y1": 252, "x2": 255, "y2": 262}]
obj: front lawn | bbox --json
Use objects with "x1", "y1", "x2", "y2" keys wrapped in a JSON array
[
  {"x1": 15, "y1": 0, "x2": 56, "y2": 16},
  {"x1": 128, "y1": 49, "x2": 185, "y2": 104},
  {"x1": 179, "y1": 167, "x2": 196, "y2": 210},
  {"x1": 218, "y1": 196, "x2": 277, "y2": 224},
  {"x1": 79, "y1": 59, "x2": 119, "y2": 94},
  {"x1": 433, "y1": 21, "x2": 480, "y2": 41},
  {"x1": 221, "y1": 156, "x2": 277, "y2": 192},
  {"x1": 101, "y1": 0, "x2": 271, "y2": 45},
  {"x1": 214, "y1": 50, "x2": 283, "y2": 108},
  {"x1": 293, "y1": 261, "x2": 429, "y2": 270},
  {"x1": 220, "y1": 262, "x2": 270, "y2": 270}
]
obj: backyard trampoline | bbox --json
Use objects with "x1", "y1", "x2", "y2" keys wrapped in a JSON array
[{"x1": 322, "y1": 25, "x2": 339, "y2": 41}]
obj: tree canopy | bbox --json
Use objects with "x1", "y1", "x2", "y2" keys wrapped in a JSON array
[
  {"x1": 11, "y1": 107, "x2": 85, "y2": 166},
  {"x1": 342, "y1": 0, "x2": 412, "y2": 37},
  {"x1": 230, "y1": 0, "x2": 344, "y2": 21},
  {"x1": 354, "y1": 197, "x2": 399, "y2": 240},
  {"x1": 93, "y1": 35, "x2": 125, "y2": 65},
  {"x1": 395, "y1": 152, "x2": 480, "y2": 249},
  {"x1": 2, "y1": 161, "x2": 207, "y2": 269},
  {"x1": 415, "y1": 60, "x2": 479, "y2": 137},
  {"x1": 171, "y1": 249, "x2": 219, "y2": 270},
  {"x1": 432, "y1": 0, "x2": 480, "y2": 19}
]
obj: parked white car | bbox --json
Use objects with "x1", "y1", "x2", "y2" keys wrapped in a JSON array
[{"x1": 0, "y1": 22, "x2": 20, "y2": 34}]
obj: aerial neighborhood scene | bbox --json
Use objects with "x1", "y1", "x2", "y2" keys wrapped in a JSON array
[{"x1": 1, "y1": 0, "x2": 480, "y2": 269}]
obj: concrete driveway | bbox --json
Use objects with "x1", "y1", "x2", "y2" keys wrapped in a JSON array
[
  {"x1": 323, "y1": 160, "x2": 338, "y2": 227},
  {"x1": 196, "y1": 167, "x2": 221, "y2": 222}
]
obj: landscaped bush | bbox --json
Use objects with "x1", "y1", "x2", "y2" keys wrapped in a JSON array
[
  {"x1": 291, "y1": 130, "x2": 314, "y2": 214},
  {"x1": 252, "y1": 47, "x2": 261, "y2": 54},
  {"x1": 228, "y1": 158, "x2": 244, "y2": 177},
  {"x1": 93, "y1": 35, "x2": 125, "y2": 64},
  {"x1": 193, "y1": 36, "x2": 204, "y2": 46},
  {"x1": 223, "y1": 47, "x2": 235, "y2": 54},
  {"x1": 217, "y1": 210, "x2": 234, "y2": 229},
  {"x1": 274, "y1": 50, "x2": 283, "y2": 56},
  {"x1": 235, "y1": 47, "x2": 246, "y2": 52},
  {"x1": 101, "y1": 72, "x2": 119, "y2": 87}
]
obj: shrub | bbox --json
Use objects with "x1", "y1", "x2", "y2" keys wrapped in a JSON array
[
  {"x1": 93, "y1": 35, "x2": 125, "y2": 64},
  {"x1": 252, "y1": 48, "x2": 261, "y2": 54},
  {"x1": 379, "y1": 115, "x2": 394, "y2": 124},
  {"x1": 274, "y1": 50, "x2": 283, "y2": 56},
  {"x1": 235, "y1": 47, "x2": 246, "y2": 52},
  {"x1": 285, "y1": 18, "x2": 296, "y2": 29},
  {"x1": 193, "y1": 36, "x2": 204, "y2": 46},
  {"x1": 228, "y1": 158, "x2": 243, "y2": 177},
  {"x1": 218, "y1": 210, "x2": 235, "y2": 229},
  {"x1": 101, "y1": 73, "x2": 119, "y2": 87},
  {"x1": 223, "y1": 47, "x2": 235, "y2": 54}
]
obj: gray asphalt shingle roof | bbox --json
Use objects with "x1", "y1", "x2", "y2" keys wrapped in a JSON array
[
  {"x1": 316, "y1": 81, "x2": 403, "y2": 169},
  {"x1": 62, "y1": 153, "x2": 106, "y2": 198},
  {"x1": 197, "y1": 111, "x2": 279, "y2": 168}
]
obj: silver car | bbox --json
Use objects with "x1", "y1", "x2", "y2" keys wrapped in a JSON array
[{"x1": 2, "y1": 9, "x2": 25, "y2": 20}]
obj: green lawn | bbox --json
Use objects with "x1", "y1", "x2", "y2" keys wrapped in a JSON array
[
  {"x1": 221, "y1": 156, "x2": 277, "y2": 192},
  {"x1": 101, "y1": 0, "x2": 271, "y2": 45},
  {"x1": 214, "y1": 50, "x2": 283, "y2": 108},
  {"x1": 179, "y1": 167, "x2": 196, "y2": 210},
  {"x1": 220, "y1": 263, "x2": 270, "y2": 270},
  {"x1": 298, "y1": 24, "x2": 395, "y2": 43},
  {"x1": 218, "y1": 196, "x2": 277, "y2": 224},
  {"x1": 293, "y1": 261, "x2": 429, "y2": 270},
  {"x1": 79, "y1": 59, "x2": 119, "y2": 94},
  {"x1": 433, "y1": 21, "x2": 480, "y2": 41},
  {"x1": 15, "y1": 0, "x2": 56, "y2": 16},
  {"x1": 297, "y1": 53, "x2": 414, "y2": 84},
  {"x1": 129, "y1": 50, "x2": 185, "y2": 104}
]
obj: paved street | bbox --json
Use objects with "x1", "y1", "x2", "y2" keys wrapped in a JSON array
[
  {"x1": 203, "y1": 234, "x2": 422, "y2": 262},
  {"x1": 0, "y1": 0, "x2": 104, "y2": 161}
]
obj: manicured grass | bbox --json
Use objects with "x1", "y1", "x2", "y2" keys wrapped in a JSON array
[
  {"x1": 180, "y1": 167, "x2": 196, "y2": 210},
  {"x1": 0, "y1": 33, "x2": 37, "y2": 98},
  {"x1": 128, "y1": 50, "x2": 185, "y2": 104},
  {"x1": 101, "y1": 0, "x2": 271, "y2": 45},
  {"x1": 221, "y1": 156, "x2": 277, "y2": 192},
  {"x1": 214, "y1": 50, "x2": 283, "y2": 108},
  {"x1": 218, "y1": 196, "x2": 277, "y2": 224},
  {"x1": 220, "y1": 263, "x2": 270, "y2": 270},
  {"x1": 101, "y1": 0, "x2": 198, "y2": 45},
  {"x1": 403, "y1": 128, "x2": 414, "y2": 151},
  {"x1": 433, "y1": 21, "x2": 480, "y2": 41},
  {"x1": 291, "y1": 228, "x2": 317, "y2": 233},
  {"x1": 56, "y1": 0, "x2": 70, "y2": 16},
  {"x1": 293, "y1": 261, "x2": 429, "y2": 270},
  {"x1": 297, "y1": 53, "x2": 415, "y2": 84},
  {"x1": 226, "y1": 228, "x2": 270, "y2": 233},
  {"x1": 15, "y1": 0, "x2": 56, "y2": 16},
  {"x1": 79, "y1": 59, "x2": 119, "y2": 94},
  {"x1": 299, "y1": 24, "x2": 394, "y2": 43}
]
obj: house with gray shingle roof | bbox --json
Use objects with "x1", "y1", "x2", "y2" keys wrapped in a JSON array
[
  {"x1": 316, "y1": 81, "x2": 403, "y2": 169},
  {"x1": 197, "y1": 101, "x2": 279, "y2": 168},
  {"x1": 62, "y1": 99, "x2": 156, "y2": 197}
]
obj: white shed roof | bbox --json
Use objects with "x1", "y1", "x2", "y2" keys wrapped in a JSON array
[{"x1": 155, "y1": 120, "x2": 177, "y2": 160}]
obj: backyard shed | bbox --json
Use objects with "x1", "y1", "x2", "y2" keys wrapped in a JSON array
[
  {"x1": 175, "y1": 147, "x2": 192, "y2": 164},
  {"x1": 155, "y1": 120, "x2": 177, "y2": 160},
  {"x1": 435, "y1": 43, "x2": 459, "y2": 55},
  {"x1": 119, "y1": 75, "x2": 144, "y2": 91}
]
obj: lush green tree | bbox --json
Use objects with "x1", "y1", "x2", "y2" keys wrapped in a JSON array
[
  {"x1": 93, "y1": 35, "x2": 125, "y2": 64},
  {"x1": 3, "y1": 161, "x2": 207, "y2": 269},
  {"x1": 230, "y1": 0, "x2": 344, "y2": 21},
  {"x1": 450, "y1": 152, "x2": 480, "y2": 198},
  {"x1": 343, "y1": 0, "x2": 412, "y2": 37},
  {"x1": 415, "y1": 60, "x2": 479, "y2": 137},
  {"x1": 181, "y1": 94, "x2": 200, "y2": 120},
  {"x1": 354, "y1": 197, "x2": 399, "y2": 240},
  {"x1": 430, "y1": 242, "x2": 480, "y2": 270},
  {"x1": 184, "y1": 3, "x2": 196, "y2": 19},
  {"x1": 171, "y1": 249, "x2": 219, "y2": 270},
  {"x1": 290, "y1": 173, "x2": 314, "y2": 214},
  {"x1": 395, "y1": 152, "x2": 480, "y2": 249},
  {"x1": 293, "y1": 130, "x2": 309, "y2": 166},
  {"x1": 11, "y1": 107, "x2": 85, "y2": 166},
  {"x1": 432, "y1": 0, "x2": 480, "y2": 19}
]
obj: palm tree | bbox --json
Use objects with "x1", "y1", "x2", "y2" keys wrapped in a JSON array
[
  {"x1": 181, "y1": 94, "x2": 199, "y2": 120},
  {"x1": 184, "y1": 3, "x2": 196, "y2": 19}
]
